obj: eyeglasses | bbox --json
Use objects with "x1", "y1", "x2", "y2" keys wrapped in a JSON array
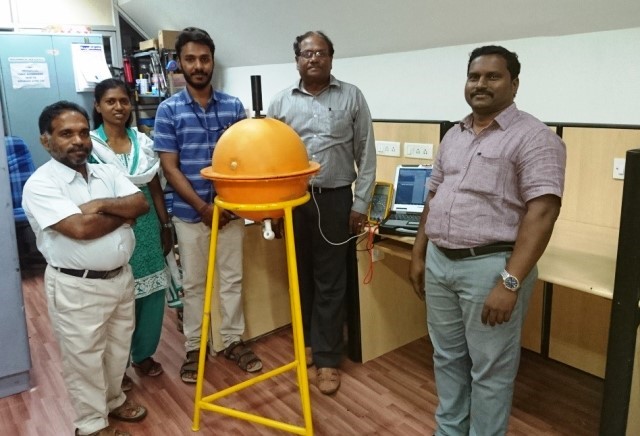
[{"x1": 298, "y1": 50, "x2": 330, "y2": 59}]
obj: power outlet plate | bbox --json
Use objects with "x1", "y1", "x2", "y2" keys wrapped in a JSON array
[
  {"x1": 404, "y1": 142, "x2": 433, "y2": 159},
  {"x1": 375, "y1": 141, "x2": 401, "y2": 157},
  {"x1": 613, "y1": 158, "x2": 625, "y2": 180}
]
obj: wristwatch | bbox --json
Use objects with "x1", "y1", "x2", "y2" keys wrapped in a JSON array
[{"x1": 500, "y1": 269, "x2": 520, "y2": 291}]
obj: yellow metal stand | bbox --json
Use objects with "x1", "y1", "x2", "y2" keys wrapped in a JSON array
[{"x1": 191, "y1": 193, "x2": 313, "y2": 435}]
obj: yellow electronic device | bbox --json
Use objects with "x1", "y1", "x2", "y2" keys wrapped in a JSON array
[{"x1": 367, "y1": 181, "x2": 393, "y2": 224}]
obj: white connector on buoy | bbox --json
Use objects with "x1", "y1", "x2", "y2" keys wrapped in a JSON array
[{"x1": 262, "y1": 219, "x2": 275, "y2": 240}]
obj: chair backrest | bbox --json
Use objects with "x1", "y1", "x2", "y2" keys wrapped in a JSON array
[{"x1": 5, "y1": 136, "x2": 35, "y2": 222}]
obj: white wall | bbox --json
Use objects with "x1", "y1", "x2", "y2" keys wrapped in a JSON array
[{"x1": 218, "y1": 27, "x2": 640, "y2": 125}]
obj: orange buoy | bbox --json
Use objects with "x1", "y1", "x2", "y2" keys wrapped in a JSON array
[{"x1": 201, "y1": 118, "x2": 320, "y2": 220}]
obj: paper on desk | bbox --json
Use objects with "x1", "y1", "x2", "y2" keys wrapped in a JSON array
[{"x1": 71, "y1": 43, "x2": 112, "y2": 92}]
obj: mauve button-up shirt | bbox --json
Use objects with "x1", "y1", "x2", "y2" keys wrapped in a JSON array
[{"x1": 426, "y1": 103, "x2": 566, "y2": 249}]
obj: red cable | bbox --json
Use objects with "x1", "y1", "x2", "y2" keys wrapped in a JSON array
[{"x1": 362, "y1": 225, "x2": 378, "y2": 284}]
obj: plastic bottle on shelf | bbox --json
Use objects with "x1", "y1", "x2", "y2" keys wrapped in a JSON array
[
  {"x1": 123, "y1": 55, "x2": 134, "y2": 87},
  {"x1": 139, "y1": 64, "x2": 150, "y2": 94},
  {"x1": 151, "y1": 73, "x2": 159, "y2": 96},
  {"x1": 138, "y1": 74, "x2": 149, "y2": 95}
]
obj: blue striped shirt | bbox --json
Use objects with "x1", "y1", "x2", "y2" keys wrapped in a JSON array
[{"x1": 153, "y1": 89, "x2": 246, "y2": 222}]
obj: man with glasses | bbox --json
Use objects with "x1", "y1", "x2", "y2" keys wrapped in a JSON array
[
  {"x1": 154, "y1": 27, "x2": 262, "y2": 383},
  {"x1": 267, "y1": 31, "x2": 376, "y2": 395}
]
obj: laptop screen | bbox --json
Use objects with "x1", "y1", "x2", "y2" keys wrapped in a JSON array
[{"x1": 391, "y1": 165, "x2": 432, "y2": 213}]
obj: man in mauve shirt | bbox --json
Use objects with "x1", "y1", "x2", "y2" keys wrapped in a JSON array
[{"x1": 409, "y1": 45, "x2": 566, "y2": 436}]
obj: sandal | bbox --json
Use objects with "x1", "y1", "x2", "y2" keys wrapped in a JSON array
[
  {"x1": 132, "y1": 357, "x2": 163, "y2": 377},
  {"x1": 121, "y1": 373, "x2": 133, "y2": 392},
  {"x1": 223, "y1": 340, "x2": 263, "y2": 373},
  {"x1": 180, "y1": 350, "x2": 200, "y2": 384},
  {"x1": 108, "y1": 400, "x2": 147, "y2": 423}
]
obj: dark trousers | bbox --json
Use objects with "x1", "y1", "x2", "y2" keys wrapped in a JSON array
[{"x1": 293, "y1": 188, "x2": 352, "y2": 368}]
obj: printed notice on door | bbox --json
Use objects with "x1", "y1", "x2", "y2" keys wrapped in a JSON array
[{"x1": 9, "y1": 57, "x2": 51, "y2": 89}]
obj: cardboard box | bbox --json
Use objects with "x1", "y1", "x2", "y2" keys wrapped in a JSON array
[
  {"x1": 158, "y1": 30, "x2": 180, "y2": 50},
  {"x1": 168, "y1": 73, "x2": 186, "y2": 95},
  {"x1": 139, "y1": 38, "x2": 158, "y2": 51}
]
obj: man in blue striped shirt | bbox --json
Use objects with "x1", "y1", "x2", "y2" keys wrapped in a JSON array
[{"x1": 154, "y1": 27, "x2": 262, "y2": 382}]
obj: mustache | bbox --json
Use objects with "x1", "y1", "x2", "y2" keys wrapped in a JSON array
[{"x1": 472, "y1": 91, "x2": 492, "y2": 98}]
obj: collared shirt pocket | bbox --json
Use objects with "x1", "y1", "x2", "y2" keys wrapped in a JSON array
[
  {"x1": 459, "y1": 149, "x2": 511, "y2": 197},
  {"x1": 328, "y1": 109, "x2": 350, "y2": 138}
]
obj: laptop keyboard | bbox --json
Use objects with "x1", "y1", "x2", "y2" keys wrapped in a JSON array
[{"x1": 390, "y1": 213, "x2": 420, "y2": 223}]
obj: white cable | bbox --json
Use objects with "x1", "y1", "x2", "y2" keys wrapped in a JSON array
[{"x1": 310, "y1": 182, "x2": 367, "y2": 246}]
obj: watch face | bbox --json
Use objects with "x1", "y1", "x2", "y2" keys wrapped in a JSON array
[{"x1": 504, "y1": 276, "x2": 519, "y2": 290}]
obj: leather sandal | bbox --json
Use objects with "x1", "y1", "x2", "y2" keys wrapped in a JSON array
[
  {"x1": 180, "y1": 350, "x2": 199, "y2": 384},
  {"x1": 317, "y1": 367, "x2": 340, "y2": 395},
  {"x1": 132, "y1": 357, "x2": 163, "y2": 377},
  {"x1": 223, "y1": 340, "x2": 263, "y2": 373},
  {"x1": 108, "y1": 400, "x2": 147, "y2": 423}
]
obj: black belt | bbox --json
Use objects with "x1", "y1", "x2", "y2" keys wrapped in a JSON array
[
  {"x1": 436, "y1": 242, "x2": 515, "y2": 260},
  {"x1": 309, "y1": 185, "x2": 351, "y2": 194},
  {"x1": 54, "y1": 266, "x2": 123, "y2": 279}
]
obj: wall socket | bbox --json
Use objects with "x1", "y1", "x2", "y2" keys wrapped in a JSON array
[
  {"x1": 404, "y1": 142, "x2": 433, "y2": 159},
  {"x1": 375, "y1": 141, "x2": 401, "y2": 157},
  {"x1": 613, "y1": 158, "x2": 625, "y2": 180}
]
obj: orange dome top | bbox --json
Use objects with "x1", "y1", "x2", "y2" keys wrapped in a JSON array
[
  {"x1": 202, "y1": 118, "x2": 316, "y2": 180},
  {"x1": 200, "y1": 118, "x2": 320, "y2": 221}
]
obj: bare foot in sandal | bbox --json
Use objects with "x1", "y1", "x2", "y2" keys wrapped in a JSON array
[
  {"x1": 132, "y1": 357, "x2": 163, "y2": 377},
  {"x1": 109, "y1": 400, "x2": 147, "y2": 423},
  {"x1": 180, "y1": 350, "x2": 200, "y2": 384},
  {"x1": 223, "y1": 340, "x2": 263, "y2": 373}
]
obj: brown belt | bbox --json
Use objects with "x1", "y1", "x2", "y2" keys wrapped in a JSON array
[{"x1": 436, "y1": 242, "x2": 515, "y2": 260}]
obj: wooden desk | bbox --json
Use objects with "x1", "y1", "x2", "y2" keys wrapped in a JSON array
[
  {"x1": 535, "y1": 245, "x2": 614, "y2": 376},
  {"x1": 356, "y1": 235, "x2": 426, "y2": 362},
  {"x1": 537, "y1": 246, "x2": 615, "y2": 299},
  {"x1": 358, "y1": 232, "x2": 616, "y2": 377}
]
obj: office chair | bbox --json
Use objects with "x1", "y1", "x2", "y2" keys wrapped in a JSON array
[{"x1": 5, "y1": 136, "x2": 45, "y2": 270}]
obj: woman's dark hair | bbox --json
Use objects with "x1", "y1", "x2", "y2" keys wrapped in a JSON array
[
  {"x1": 39, "y1": 101, "x2": 89, "y2": 134},
  {"x1": 293, "y1": 31, "x2": 335, "y2": 57},
  {"x1": 92, "y1": 78, "x2": 133, "y2": 129},
  {"x1": 176, "y1": 27, "x2": 215, "y2": 58}
]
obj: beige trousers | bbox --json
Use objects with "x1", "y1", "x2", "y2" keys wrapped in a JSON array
[
  {"x1": 173, "y1": 217, "x2": 245, "y2": 352},
  {"x1": 44, "y1": 264, "x2": 135, "y2": 435}
]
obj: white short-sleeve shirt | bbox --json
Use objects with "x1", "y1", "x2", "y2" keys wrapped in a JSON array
[{"x1": 23, "y1": 159, "x2": 140, "y2": 270}]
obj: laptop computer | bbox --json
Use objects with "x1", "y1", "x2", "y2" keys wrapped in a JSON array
[{"x1": 378, "y1": 165, "x2": 432, "y2": 236}]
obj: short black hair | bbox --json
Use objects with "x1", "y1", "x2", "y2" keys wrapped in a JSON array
[
  {"x1": 468, "y1": 45, "x2": 521, "y2": 80},
  {"x1": 39, "y1": 101, "x2": 89, "y2": 135},
  {"x1": 176, "y1": 27, "x2": 215, "y2": 58},
  {"x1": 293, "y1": 31, "x2": 334, "y2": 57},
  {"x1": 92, "y1": 78, "x2": 133, "y2": 129}
]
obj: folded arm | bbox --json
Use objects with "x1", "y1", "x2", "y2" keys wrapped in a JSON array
[{"x1": 52, "y1": 192, "x2": 149, "y2": 240}]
